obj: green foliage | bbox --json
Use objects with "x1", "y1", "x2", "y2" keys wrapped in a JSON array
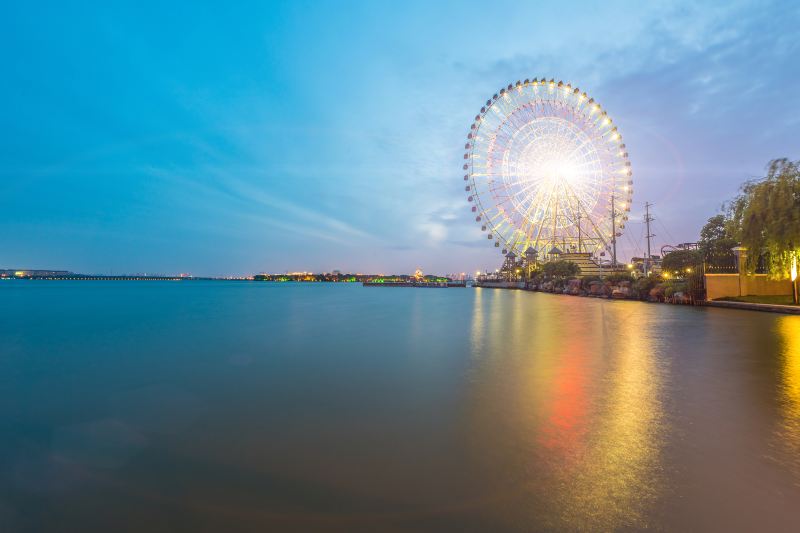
[
  {"x1": 633, "y1": 276, "x2": 657, "y2": 298},
  {"x1": 542, "y1": 260, "x2": 580, "y2": 279},
  {"x1": 699, "y1": 214, "x2": 738, "y2": 265},
  {"x1": 700, "y1": 214, "x2": 728, "y2": 243},
  {"x1": 661, "y1": 249, "x2": 703, "y2": 273},
  {"x1": 423, "y1": 275, "x2": 452, "y2": 282},
  {"x1": 663, "y1": 280, "x2": 688, "y2": 298},
  {"x1": 604, "y1": 272, "x2": 634, "y2": 283},
  {"x1": 728, "y1": 158, "x2": 800, "y2": 278}
]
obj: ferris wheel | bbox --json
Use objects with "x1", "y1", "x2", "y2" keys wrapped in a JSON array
[{"x1": 463, "y1": 79, "x2": 633, "y2": 260}]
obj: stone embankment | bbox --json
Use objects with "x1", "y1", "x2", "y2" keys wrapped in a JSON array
[
  {"x1": 477, "y1": 278, "x2": 798, "y2": 312},
  {"x1": 524, "y1": 279, "x2": 696, "y2": 304}
]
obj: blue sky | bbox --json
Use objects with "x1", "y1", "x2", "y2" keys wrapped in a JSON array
[{"x1": 2, "y1": 1, "x2": 799, "y2": 276}]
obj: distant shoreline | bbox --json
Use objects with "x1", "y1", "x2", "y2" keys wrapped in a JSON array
[{"x1": 3, "y1": 271, "x2": 467, "y2": 283}]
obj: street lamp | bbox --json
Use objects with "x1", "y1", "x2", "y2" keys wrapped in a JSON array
[{"x1": 792, "y1": 254, "x2": 798, "y2": 305}]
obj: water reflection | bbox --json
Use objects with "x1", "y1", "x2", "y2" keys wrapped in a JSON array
[
  {"x1": 466, "y1": 295, "x2": 666, "y2": 530},
  {"x1": 777, "y1": 316, "x2": 800, "y2": 474},
  {"x1": 6, "y1": 282, "x2": 800, "y2": 530},
  {"x1": 537, "y1": 327, "x2": 590, "y2": 464},
  {"x1": 562, "y1": 304, "x2": 664, "y2": 529}
]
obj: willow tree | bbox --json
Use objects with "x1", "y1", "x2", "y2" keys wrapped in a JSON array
[{"x1": 728, "y1": 159, "x2": 800, "y2": 278}]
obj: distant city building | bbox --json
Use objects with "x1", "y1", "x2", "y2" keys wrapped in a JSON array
[{"x1": 1, "y1": 269, "x2": 72, "y2": 278}]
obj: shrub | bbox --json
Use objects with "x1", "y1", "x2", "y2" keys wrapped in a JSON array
[
  {"x1": 542, "y1": 260, "x2": 581, "y2": 279},
  {"x1": 633, "y1": 276, "x2": 657, "y2": 299},
  {"x1": 580, "y1": 275, "x2": 602, "y2": 289},
  {"x1": 605, "y1": 272, "x2": 635, "y2": 283},
  {"x1": 663, "y1": 280, "x2": 688, "y2": 299}
]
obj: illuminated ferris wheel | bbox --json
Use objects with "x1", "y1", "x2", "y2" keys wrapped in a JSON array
[{"x1": 463, "y1": 78, "x2": 633, "y2": 260}]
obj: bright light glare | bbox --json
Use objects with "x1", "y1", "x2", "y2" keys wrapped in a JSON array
[{"x1": 539, "y1": 160, "x2": 580, "y2": 183}]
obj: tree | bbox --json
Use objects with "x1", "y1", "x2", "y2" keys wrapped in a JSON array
[
  {"x1": 699, "y1": 214, "x2": 738, "y2": 263},
  {"x1": 542, "y1": 260, "x2": 580, "y2": 279},
  {"x1": 728, "y1": 158, "x2": 800, "y2": 278},
  {"x1": 700, "y1": 214, "x2": 727, "y2": 242},
  {"x1": 661, "y1": 249, "x2": 703, "y2": 274}
]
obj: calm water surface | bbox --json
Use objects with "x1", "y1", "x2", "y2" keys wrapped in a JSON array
[{"x1": 2, "y1": 281, "x2": 800, "y2": 531}]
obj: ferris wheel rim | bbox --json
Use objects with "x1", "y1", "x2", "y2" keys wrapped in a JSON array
[{"x1": 464, "y1": 78, "x2": 633, "y2": 257}]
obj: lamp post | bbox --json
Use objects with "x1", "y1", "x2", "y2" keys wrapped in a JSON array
[
  {"x1": 731, "y1": 246, "x2": 747, "y2": 297},
  {"x1": 792, "y1": 254, "x2": 798, "y2": 305}
]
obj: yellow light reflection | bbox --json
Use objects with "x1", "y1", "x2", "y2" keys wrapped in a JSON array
[
  {"x1": 777, "y1": 316, "x2": 800, "y2": 468},
  {"x1": 464, "y1": 297, "x2": 665, "y2": 530},
  {"x1": 553, "y1": 304, "x2": 664, "y2": 530}
]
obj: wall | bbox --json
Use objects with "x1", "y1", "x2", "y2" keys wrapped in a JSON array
[
  {"x1": 705, "y1": 273, "x2": 792, "y2": 300},
  {"x1": 744, "y1": 275, "x2": 793, "y2": 296}
]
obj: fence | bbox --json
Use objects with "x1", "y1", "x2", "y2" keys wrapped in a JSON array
[
  {"x1": 704, "y1": 252, "x2": 737, "y2": 274},
  {"x1": 704, "y1": 251, "x2": 771, "y2": 275},
  {"x1": 704, "y1": 249, "x2": 792, "y2": 300}
]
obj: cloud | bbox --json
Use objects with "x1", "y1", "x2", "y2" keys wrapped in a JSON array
[{"x1": 222, "y1": 175, "x2": 375, "y2": 242}]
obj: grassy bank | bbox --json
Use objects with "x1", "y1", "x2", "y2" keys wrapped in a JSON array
[{"x1": 716, "y1": 295, "x2": 799, "y2": 306}]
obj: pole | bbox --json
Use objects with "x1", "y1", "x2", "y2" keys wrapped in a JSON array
[
  {"x1": 552, "y1": 196, "x2": 558, "y2": 256},
  {"x1": 644, "y1": 202, "x2": 655, "y2": 276},
  {"x1": 577, "y1": 211, "x2": 582, "y2": 253},
  {"x1": 610, "y1": 194, "x2": 617, "y2": 270}
]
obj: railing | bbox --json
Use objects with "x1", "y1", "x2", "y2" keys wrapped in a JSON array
[
  {"x1": 704, "y1": 253, "x2": 738, "y2": 274},
  {"x1": 703, "y1": 252, "x2": 770, "y2": 275},
  {"x1": 754, "y1": 253, "x2": 769, "y2": 274}
]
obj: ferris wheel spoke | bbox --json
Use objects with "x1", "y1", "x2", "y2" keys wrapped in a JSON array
[
  {"x1": 562, "y1": 180, "x2": 611, "y2": 248},
  {"x1": 467, "y1": 80, "x2": 631, "y2": 257}
]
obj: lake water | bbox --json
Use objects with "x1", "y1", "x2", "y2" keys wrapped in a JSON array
[{"x1": 2, "y1": 281, "x2": 800, "y2": 531}]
